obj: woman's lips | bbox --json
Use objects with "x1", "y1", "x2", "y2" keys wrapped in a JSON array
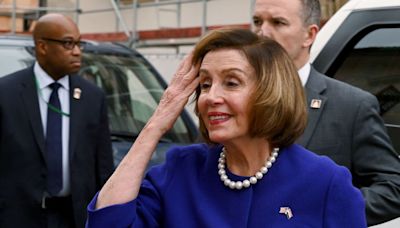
[{"x1": 208, "y1": 112, "x2": 230, "y2": 125}]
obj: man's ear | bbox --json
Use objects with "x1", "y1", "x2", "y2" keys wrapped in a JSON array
[
  {"x1": 36, "y1": 40, "x2": 47, "y2": 55},
  {"x1": 303, "y1": 24, "x2": 319, "y2": 48}
]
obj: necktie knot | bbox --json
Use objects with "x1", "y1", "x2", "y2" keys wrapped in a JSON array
[{"x1": 49, "y1": 82, "x2": 61, "y2": 91}]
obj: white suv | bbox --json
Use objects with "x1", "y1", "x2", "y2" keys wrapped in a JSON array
[
  {"x1": 311, "y1": 0, "x2": 400, "y2": 155},
  {"x1": 310, "y1": 1, "x2": 400, "y2": 226}
]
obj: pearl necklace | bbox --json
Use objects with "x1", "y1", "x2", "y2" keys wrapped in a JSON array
[{"x1": 218, "y1": 147, "x2": 279, "y2": 190}]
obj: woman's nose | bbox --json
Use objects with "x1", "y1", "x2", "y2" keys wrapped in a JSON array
[{"x1": 205, "y1": 85, "x2": 224, "y2": 105}]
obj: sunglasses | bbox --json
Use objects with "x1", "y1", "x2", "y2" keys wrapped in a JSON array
[{"x1": 41, "y1": 38, "x2": 85, "y2": 50}]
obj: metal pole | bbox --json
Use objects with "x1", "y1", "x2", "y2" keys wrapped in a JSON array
[
  {"x1": 11, "y1": 0, "x2": 16, "y2": 34},
  {"x1": 155, "y1": 0, "x2": 160, "y2": 30},
  {"x1": 177, "y1": 0, "x2": 181, "y2": 28},
  {"x1": 75, "y1": 0, "x2": 80, "y2": 24},
  {"x1": 250, "y1": 0, "x2": 255, "y2": 30},
  {"x1": 64, "y1": 0, "x2": 203, "y2": 14},
  {"x1": 116, "y1": 0, "x2": 120, "y2": 31},
  {"x1": 201, "y1": 0, "x2": 207, "y2": 36},
  {"x1": 3, "y1": 5, "x2": 79, "y2": 13},
  {"x1": 131, "y1": 0, "x2": 139, "y2": 47},
  {"x1": 110, "y1": 0, "x2": 131, "y2": 38},
  {"x1": 138, "y1": 0, "x2": 201, "y2": 8}
]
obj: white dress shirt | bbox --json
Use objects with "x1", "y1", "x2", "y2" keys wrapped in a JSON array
[
  {"x1": 298, "y1": 62, "x2": 311, "y2": 87},
  {"x1": 34, "y1": 62, "x2": 71, "y2": 196}
]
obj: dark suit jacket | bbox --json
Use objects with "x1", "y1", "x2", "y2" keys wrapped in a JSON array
[
  {"x1": 0, "y1": 66, "x2": 114, "y2": 228},
  {"x1": 297, "y1": 67, "x2": 400, "y2": 225}
]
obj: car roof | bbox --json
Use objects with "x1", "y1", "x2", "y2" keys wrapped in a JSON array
[
  {"x1": 346, "y1": 0, "x2": 400, "y2": 11},
  {"x1": 0, "y1": 35, "x2": 33, "y2": 46},
  {"x1": 311, "y1": 0, "x2": 400, "y2": 62},
  {"x1": 0, "y1": 34, "x2": 139, "y2": 57}
]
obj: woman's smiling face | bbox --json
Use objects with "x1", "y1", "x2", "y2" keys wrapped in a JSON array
[{"x1": 197, "y1": 49, "x2": 256, "y2": 144}]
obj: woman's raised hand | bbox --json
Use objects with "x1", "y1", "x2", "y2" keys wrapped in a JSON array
[
  {"x1": 95, "y1": 54, "x2": 199, "y2": 209},
  {"x1": 150, "y1": 53, "x2": 200, "y2": 133}
]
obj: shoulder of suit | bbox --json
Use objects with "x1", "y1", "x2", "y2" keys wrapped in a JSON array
[
  {"x1": 313, "y1": 70, "x2": 375, "y2": 101},
  {"x1": 165, "y1": 143, "x2": 212, "y2": 161},
  {"x1": 283, "y1": 144, "x2": 346, "y2": 175},
  {"x1": 161, "y1": 143, "x2": 219, "y2": 171},
  {"x1": 144, "y1": 143, "x2": 213, "y2": 178},
  {"x1": 0, "y1": 66, "x2": 33, "y2": 87}
]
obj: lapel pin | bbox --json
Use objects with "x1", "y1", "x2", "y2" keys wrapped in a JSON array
[
  {"x1": 73, "y1": 88, "x2": 81, "y2": 100},
  {"x1": 310, "y1": 99, "x2": 322, "y2": 109},
  {"x1": 279, "y1": 207, "x2": 293, "y2": 220}
]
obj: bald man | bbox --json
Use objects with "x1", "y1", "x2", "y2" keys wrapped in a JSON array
[{"x1": 0, "y1": 14, "x2": 114, "y2": 227}]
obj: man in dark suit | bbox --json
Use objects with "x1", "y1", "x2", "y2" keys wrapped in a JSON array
[
  {"x1": 0, "y1": 13, "x2": 114, "y2": 227},
  {"x1": 253, "y1": 0, "x2": 400, "y2": 225}
]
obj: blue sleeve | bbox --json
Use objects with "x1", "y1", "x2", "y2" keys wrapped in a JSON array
[
  {"x1": 86, "y1": 169, "x2": 170, "y2": 228},
  {"x1": 86, "y1": 147, "x2": 180, "y2": 228},
  {"x1": 86, "y1": 192, "x2": 137, "y2": 228},
  {"x1": 324, "y1": 167, "x2": 367, "y2": 227}
]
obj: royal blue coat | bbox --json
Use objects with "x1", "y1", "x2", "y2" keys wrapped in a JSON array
[{"x1": 87, "y1": 144, "x2": 366, "y2": 227}]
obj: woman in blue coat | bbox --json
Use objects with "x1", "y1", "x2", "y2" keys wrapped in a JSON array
[{"x1": 87, "y1": 28, "x2": 366, "y2": 227}]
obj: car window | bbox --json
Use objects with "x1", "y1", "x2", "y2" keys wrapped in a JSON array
[
  {"x1": 0, "y1": 39, "x2": 198, "y2": 168},
  {"x1": 0, "y1": 43, "x2": 195, "y2": 145},
  {"x1": 327, "y1": 27, "x2": 400, "y2": 151},
  {"x1": 0, "y1": 46, "x2": 34, "y2": 76},
  {"x1": 81, "y1": 52, "x2": 193, "y2": 144}
]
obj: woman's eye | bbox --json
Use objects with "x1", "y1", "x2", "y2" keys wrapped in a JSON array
[
  {"x1": 226, "y1": 80, "x2": 239, "y2": 87},
  {"x1": 200, "y1": 82, "x2": 211, "y2": 90}
]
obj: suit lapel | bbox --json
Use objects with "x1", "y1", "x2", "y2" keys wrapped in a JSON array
[
  {"x1": 297, "y1": 67, "x2": 328, "y2": 147},
  {"x1": 69, "y1": 75, "x2": 83, "y2": 160},
  {"x1": 20, "y1": 67, "x2": 46, "y2": 158}
]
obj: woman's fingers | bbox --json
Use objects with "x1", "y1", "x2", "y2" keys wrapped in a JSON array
[
  {"x1": 182, "y1": 64, "x2": 200, "y2": 95},
  {"x1": 171, "y1": 53, "x2": 197, "y2": 86},
  {"x1": 152, "y1": 53, "x2": 199, "y2": 130},
  {"x1": 164, "y1": 52, "x2": 199, "y2": 103},
  {"x1": 175, "y1": 53, "x2": 193, "y2": 77}
]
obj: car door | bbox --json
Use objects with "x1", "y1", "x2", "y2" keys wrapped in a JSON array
[{"x1": 312, "y1": 7, "x2": 400, "y2": 154}]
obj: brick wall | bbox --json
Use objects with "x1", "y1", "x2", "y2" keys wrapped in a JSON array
[{"x1": 0, "y1": 0, "x2": 38, "y2": 32}]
